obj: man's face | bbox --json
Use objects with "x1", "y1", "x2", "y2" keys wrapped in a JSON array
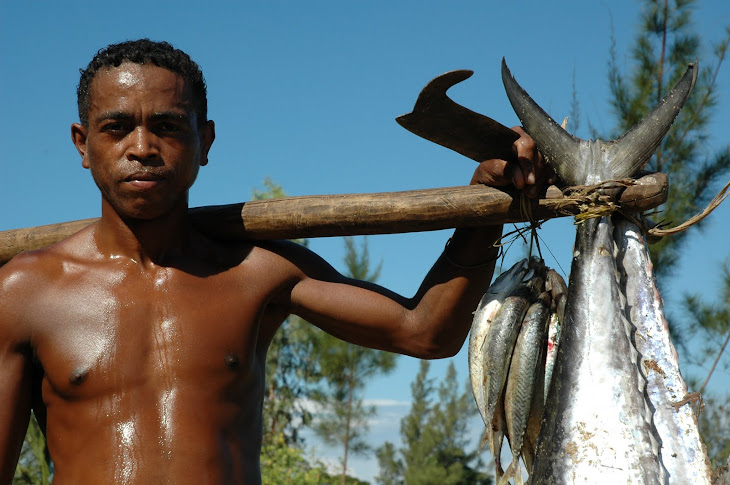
[{"x1": 72, "y1": 62, "x2": 214, "y2": 220}]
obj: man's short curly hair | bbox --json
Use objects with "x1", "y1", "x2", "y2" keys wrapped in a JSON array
[{"x1": 77, "y1": 39, "x2": 208, "y2": 127}]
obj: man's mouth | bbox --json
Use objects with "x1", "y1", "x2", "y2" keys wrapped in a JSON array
[{"x1": 124, "y1": 171, "x2": 166, "y2": 189}]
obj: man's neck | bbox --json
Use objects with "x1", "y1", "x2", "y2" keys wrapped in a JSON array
[{"x1": 94, "y1": 201, "x2": 193, "y2": 268}]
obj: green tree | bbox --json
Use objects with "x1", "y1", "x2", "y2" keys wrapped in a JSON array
[
  {"x1": 261, "y1": 432, "x2": 369, "y2": 485},
  {"x1": 376, "y1": 361, "x2": 491, "y2": 485},
  {"x1": 683, "y1": 259, "x2": 730, "y2": 466},
  {"x1": 311, "y1": 236, "x2": 397, "y2": 485},
  {"x1": 375, "y1": 442, "x2": 404, "y2": 485},
  {"x1": 253, "y1": 178, "x2": 325, "y2": 447},
  {"x1": 607, "y1": 0, "x2": 730, "y2": 281},
  {"x1": 13, "y1": 414, "x2": 52, "y2": 485}
]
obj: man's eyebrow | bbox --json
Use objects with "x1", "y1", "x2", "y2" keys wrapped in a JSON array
[
  {"x1": 95, "y1": 111, "x2": 134, "y2": 123},
  {"x1": 94, "y1": 111, "x2": 191, "y2": 124},
  {"x1": 149, "y1": 112, "x2": 192, "y2": 124}
]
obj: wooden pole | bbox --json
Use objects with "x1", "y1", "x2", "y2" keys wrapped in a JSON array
[{"x1": 0, "y1": 173, "x2": 667, "y2": 265}]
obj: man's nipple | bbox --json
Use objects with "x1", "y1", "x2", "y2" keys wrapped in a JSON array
[
  {"x1": 69, "y1": 367, "x2": 89, "y2": 385},
  {"x1": 224, "y1": 353, "x2": 240, "y2": 370}
]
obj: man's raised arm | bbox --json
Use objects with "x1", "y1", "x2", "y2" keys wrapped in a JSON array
[{"x1": 284, "y1": 127, "x2": 545, "y2": 358}]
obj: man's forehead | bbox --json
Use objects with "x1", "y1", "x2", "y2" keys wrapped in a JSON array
[
  {"x1": 88, "y1": 62, "x2": 195, "y2": 114},
  {"x1": 91, "y1": 62, "x2": 191, "y2": 100}
]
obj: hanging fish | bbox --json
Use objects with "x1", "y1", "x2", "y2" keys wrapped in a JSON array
[
  {"x1": 615, "y1": 216, "x2": 712, "y2": 484},
  {"x1": 469, "y1": 259, "x2": 531, "y2": 429},
  {"x1": 502, "y1": 57, "x2": 699, "y2": 483},
  {"x1": 543, "y1": 269, "x2": 567, "y2": 400},
  {"x1": 502, "y1": 291, "x2": 551, "y2": 485},
  {"x1": 469, "y1": 258, "x2": 532, "y2": 478}
]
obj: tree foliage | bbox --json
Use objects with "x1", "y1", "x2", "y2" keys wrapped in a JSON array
[
  {"x1": 375, "y1": 361, "x2": 491, "y2": 485},
  {"x1": 261, "y1": 432, "x2": 368, "y2": 485},
  {"x1": 254, "y1": 179, "x2": 325, "y2": 446},
  {"x1": 13, "y1": 414, "x2": 52, "y2": 485},
  {"x1": 311, "y1": 236, "x2": 397, "y2": 484},
  {"x1": 683, "y1": 259, "x2": 730, "y2": 465},
  {"x1": 607, "y1": 0, "x2": 730, "y2": 281}
]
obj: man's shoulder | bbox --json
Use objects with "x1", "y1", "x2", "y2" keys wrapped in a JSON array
[
  {"x1": 215, "y1": 239, "x2": 338, "y2": 286},
  {"x1": 249, "y1": 239, "x2": 339, "y2": 280},
  {"x1": 0, "y1": 241, "x2": 82, "y2": 342},
  {"x1": 0, "y1": 225, "x2": 96, "y2": 289}
]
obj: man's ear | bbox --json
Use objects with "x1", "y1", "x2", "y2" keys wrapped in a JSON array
[
  {"x1": 199, "y1": 120, "x2": 215, "y2": 167},
  {"x1": 71, "y1": 123, "x2": 90, "y2": 169}
]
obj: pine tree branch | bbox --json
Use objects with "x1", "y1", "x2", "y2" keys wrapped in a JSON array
[
  {"x1": 664, "y1": 32, "x2": 730, "y2": 164},
  {"x1": 699, "y1": 329, "x2": 730, "y2": 394}
]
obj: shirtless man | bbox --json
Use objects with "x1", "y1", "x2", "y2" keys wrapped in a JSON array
[{"x1": 0, "y1": 39, "x2": 544, "y2": 484}]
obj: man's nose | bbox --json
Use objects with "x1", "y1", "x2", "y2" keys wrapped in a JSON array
[{"x1": 126, "y1": 126, "x2": 161, "y2": 163}]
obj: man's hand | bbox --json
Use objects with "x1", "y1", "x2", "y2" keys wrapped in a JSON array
[{"x1": 470, "y1": 126, "x2": 550, "y2": 197}]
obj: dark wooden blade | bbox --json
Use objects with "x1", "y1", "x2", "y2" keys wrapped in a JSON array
[{"x1": 396, "y1": 70, "x2": 519, "y2": 162}]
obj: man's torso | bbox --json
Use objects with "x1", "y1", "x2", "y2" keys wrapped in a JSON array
[{"x1": 3, "y1": 226, "x2": 301, "y2": 484}]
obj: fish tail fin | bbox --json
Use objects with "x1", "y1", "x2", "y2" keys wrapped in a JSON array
[
  {"x1": 498, "y1": 455, "x2": 524, "y2": 485},
  {"x1": 501, "y1": 58, "x2": 698, "y2": 185}
]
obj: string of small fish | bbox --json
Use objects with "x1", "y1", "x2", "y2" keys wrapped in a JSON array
[{"x1": 468, "y1": 231, "x2": 567, "y2": 485}]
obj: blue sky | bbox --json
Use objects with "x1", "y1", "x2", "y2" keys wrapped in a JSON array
[{"x1": 2, "y1": 1, "x2": 729, "y2": 481}]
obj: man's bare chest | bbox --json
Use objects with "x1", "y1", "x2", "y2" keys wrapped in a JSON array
[{"x1": 27, "y1": 265, "x2": 279, "y2": 402}]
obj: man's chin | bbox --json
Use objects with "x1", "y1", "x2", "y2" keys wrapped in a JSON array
[{"x1": 112, "y1": 201, "x2": 183, "y2": 222}]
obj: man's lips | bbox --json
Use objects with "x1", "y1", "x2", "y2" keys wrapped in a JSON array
[{"x1": 124, "y1": 171, "x2": 167, "y2": 189}]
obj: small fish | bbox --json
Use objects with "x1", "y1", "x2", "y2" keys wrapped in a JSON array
[
  {"x1": 615, "y1": 216, "x2": 713, "y2": 484},
  {"x1": 502, "y1": 291, "x2": 551, "y2": 485},
  {"x1": 542, "y1": 313, "x2": 560, "y2": 404},
  {"x1": 469, "y1": 259, "x2": 530, "y2": 427},
  {"x1": 543, "y1": 270, "x2": 567, "y2": 399},
  {"x1": 482, "y1": 281, "x2": 534, "y2": 478},
  {"x1": 521, "y1": 336, "x2": 545, "y2": 476}
]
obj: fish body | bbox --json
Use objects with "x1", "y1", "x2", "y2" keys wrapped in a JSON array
[
  {"x1": 501, "y1": 58, "x2": 698, "y2": 484},
  {"x1": 544, "y1": 270, "x2": 567, "y2": 399},
  {"x1": 469, "y1": 259, "x2": 530, "y2": 426},
  {"x1": 543, "y1": 312, "x2": 560, "y2": 401},
  {"x1": 503, "y1": 292, "x2": 551, "y2": 485},
  {"x1": 481, "y1": 282, "x2": 535, "y2": 479},
  {"x1": 615, "y1": 216, "x2": 712, "y2": 484},
  {"x1": 482, "y1": 284, "x2": 533, "y2": 431},
  {"x1": 532, "y1": 217, "x2": 664, "y2": 483}
]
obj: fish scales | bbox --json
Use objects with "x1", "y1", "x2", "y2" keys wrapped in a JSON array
[
  {"x1": 503, "y1": 291, "x2": 551, "y2": 485},
  {"x1": 532, "y1": 217, "x2": 664, "y2": 484},
  {"x1": 615, "y1": 216, "x2": 712, "y2": 484}
]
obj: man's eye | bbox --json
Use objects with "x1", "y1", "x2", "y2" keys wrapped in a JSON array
[
  {"x1": 158, "y1": 122, "x2": 182, "y2": 134},
  {"x1": 102, "y1": 122, "x2": 128, "y2": 133}
]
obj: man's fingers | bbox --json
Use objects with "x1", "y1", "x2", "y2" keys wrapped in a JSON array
[
  {"x1": 471, "y1": 159, "x2": 511, "y2": 186},
  {"x1": 511, "y1": 163, "x2": 525, "y2": 189},
  {"x1": 510, "y1": 126, "x2": 547, "y2": 196}
]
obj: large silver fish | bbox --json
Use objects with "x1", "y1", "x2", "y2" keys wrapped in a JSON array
[
  {"x1": 615, "y1": 215, "x2": 712, "y2": 484},
  {"x1": 501, "y1": 58, "x2": 699, "y2": 484}
]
